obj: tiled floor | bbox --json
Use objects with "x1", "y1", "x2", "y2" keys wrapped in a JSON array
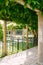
[{"x1": 0, "y1": 46, "x2": 38, "y2": 65}]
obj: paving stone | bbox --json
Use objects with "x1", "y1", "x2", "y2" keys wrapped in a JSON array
[{"x1": 0, "y1": 46, "x2": 38, "y2": 65}]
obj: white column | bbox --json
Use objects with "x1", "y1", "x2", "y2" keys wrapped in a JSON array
[{"x1": 38, "y1": 12, "x2": 43, "y2": 65}]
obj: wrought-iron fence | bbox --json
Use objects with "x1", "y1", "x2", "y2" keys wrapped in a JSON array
[{"x1": 0, "y1": 37, "x2": 38, "y2": 57}]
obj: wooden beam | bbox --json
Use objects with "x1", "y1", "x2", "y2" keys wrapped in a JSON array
[{"x1": 15, "y1": 0, "x2": 40, "y2": 13}]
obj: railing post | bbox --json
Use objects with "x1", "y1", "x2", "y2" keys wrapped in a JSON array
[
  {"x1": 26, "y1": 24, "x2": 28, "y2": 49},
  {"x1": 3, "y1": 21, "x2": 7, "y2": 56},
  {"x1": 17, "y1": 38, "x2": 19, "y2": 52}
]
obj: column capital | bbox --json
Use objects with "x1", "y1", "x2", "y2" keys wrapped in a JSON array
[{"x1": 36, "y1": 10, "x2": 41, "y2": 16}]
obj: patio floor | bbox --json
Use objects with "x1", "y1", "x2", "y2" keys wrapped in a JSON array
[{"x1": 0, "y1": 46, "x2": 38, "y2": 65}]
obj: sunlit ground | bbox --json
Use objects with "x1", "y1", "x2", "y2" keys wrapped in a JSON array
[{"x1": 0, "y1": 46, "x2": 38, "y2": 65}]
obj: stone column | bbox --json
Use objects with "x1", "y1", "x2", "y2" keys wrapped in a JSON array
[{"x1": 38, "y1": 12, "x2": 43, "y2": 65}]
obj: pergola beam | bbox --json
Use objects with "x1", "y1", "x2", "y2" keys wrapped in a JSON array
[{"x1": 15, "y1": 0, "x2": 40, "y2": 13}]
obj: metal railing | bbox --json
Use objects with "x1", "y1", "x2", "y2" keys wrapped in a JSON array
[{"x1": 0, "y1": 37, "x2": 38, "y2": 57}]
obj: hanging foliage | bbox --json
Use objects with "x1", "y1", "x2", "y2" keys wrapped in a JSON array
[
  {"x1": 24, "y1": 0, "x2": 43, "y2": 12},
  {"x1": 0, "y1": 0, "x2": 38, "y2": 32},
  {"x1": 0, "y1": 0, "x2": 37, "y2": 23}
]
